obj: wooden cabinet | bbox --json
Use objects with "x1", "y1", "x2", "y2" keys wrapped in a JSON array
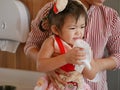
[{"x1": 0, "y1": 0, "x2": 52, "y2": 71}]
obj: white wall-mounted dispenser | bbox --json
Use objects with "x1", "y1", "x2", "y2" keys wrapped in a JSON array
[
  {"x1": 0, "y1": 0, "x2": 30, "y2": 53},
  {"x1": 0, "y1": 0, "x2": 30, "y2": 42}
]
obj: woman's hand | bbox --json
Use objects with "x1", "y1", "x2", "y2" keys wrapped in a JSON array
[{"x1": 47, "y1": 69, "x2": 69, "y2": 89}]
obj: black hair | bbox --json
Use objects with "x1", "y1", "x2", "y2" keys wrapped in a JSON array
[{"x1": 39, "y1": 0, "x2": 87, "y2": 32}]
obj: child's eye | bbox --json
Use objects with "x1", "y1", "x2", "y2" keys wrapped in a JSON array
[
  {"x1": 69, "y1": 27, "x2": 76, "y2": 30},
  {"x1": 81, "y1": 26, "x2": 85, "y2": 28}
]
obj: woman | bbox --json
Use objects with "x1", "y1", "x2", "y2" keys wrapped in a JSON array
[{"x1": 24, "y1": 0, "x2": 120, "y2": 90}]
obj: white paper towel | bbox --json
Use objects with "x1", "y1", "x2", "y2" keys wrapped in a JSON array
[
  {"x1": 73, "y1": 39, "x2": 92, "y2": 73},
  {"x1": 73, "y1": 39, "x2": 102, "y2": 82},
  {"x1": 0, "y1": 0, "x2": 30, "y2": 53},
  {"x1": 0, "y1": 40, "x2": 20, "y2": 53}
]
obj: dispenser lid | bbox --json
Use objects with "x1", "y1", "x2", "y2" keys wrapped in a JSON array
[{"x1": 0, "y1": 0, "x2": 30, "y2": 42}]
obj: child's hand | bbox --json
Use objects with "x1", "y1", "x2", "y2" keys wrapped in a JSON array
[{"x1": 65, "y1": 47, "x2": 86, "y2": 65}]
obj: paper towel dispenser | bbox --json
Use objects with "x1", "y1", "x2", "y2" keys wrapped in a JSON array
[{"x1": 0, "y1": 0, "x2": 30, "y2": 42}]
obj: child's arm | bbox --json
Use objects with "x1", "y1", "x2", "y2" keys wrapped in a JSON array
[
  {"x1": 36, "y1": 37, "x2": 66, "y2": 72},
  {"x1": 36, "y1": 37, "x2": 84, "y2": 72}
]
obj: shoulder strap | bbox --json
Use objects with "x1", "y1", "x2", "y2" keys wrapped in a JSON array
[
  {"x1": 55, "y1": 35, "x2": 75, "y2": 72},
  {"x1": 55, "y1": 35, "x2": 65, "y2": 54}
]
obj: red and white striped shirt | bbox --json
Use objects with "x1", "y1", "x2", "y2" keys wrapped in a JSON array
[{"x1": 24, "y1": 1, "x2": 120, "y2": 90}]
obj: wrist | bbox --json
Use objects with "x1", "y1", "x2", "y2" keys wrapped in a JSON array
[{"x1": 95, "y1": 57, "x2": 116, "y2": 72}]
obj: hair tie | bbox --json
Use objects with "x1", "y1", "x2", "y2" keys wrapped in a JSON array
[{"x1": 53, "y1": 0, "x2": 68, "y2": 14}]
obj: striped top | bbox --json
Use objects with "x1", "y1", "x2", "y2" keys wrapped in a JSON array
[{"x1": 24, "y1": 1, "x2": 120, "y2": 90}]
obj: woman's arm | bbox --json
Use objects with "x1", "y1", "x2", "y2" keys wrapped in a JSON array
[
  {"x1": 83, "y1": 10, "x2": 120, "y2": 80},
  {"x1": 82, "y1": 57, "x2": 116, "y2": 80},
  {"x1": 24, "y1": 2, "x2": 54, "y2": 61}
]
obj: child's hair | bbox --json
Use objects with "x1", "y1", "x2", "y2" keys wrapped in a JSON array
[{"x1": 39, "y1": 0, "x2": 87, "y2": 32}]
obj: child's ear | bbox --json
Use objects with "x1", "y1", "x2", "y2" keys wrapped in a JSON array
[{"x1": 51, "y1": 25, "x2": 59, "y2": 35}]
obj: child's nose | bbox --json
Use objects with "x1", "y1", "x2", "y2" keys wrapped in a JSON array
[{"x1": 75, "y1": 29, "x2": 82, "y2": 36}]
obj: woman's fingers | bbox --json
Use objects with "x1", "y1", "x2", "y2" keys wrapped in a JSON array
[
  {"x1": 47, "y1": 70, "x2": 67, "y2": 89},
  {"x1": 47, "y1": 71, "x2": 59, "y2": 89}
]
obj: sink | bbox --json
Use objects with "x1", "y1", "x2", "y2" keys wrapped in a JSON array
[{"x1": 0, "y1": 68, "x2": 45, "y2": 90}]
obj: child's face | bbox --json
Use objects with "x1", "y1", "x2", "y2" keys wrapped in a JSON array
[{"x1": 59, "y1": 15, "x2": 85, "y2": 46}]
